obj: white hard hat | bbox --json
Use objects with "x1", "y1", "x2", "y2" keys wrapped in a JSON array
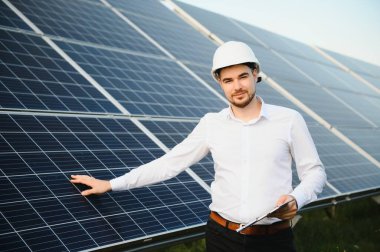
[{"x1": 211, "y1": 41, "x2": 262, "y2": 83}]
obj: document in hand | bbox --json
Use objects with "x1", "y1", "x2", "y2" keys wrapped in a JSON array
[{"x1": 236, "y1": 199, "x2": 295, "y2": 232}]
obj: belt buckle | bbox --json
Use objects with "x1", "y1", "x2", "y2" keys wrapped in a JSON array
[{"x1": 237, "y1": 223, "x2": 246, "y2": 233}]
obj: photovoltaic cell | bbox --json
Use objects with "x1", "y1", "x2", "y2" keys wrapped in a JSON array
[
  {"x1": 174, "y1": 1, "x2": 263, "y2": 48},
  {"x1": 0, "y1": 1, "x2": 32, "y2": 31},
  {"x1": 109, "y1": 0, "x2": 217, "y2": 65},
  {"x1": 305, "y1": 124, "x2": 380, "y2": 194},
  {"x1": 235, "y1": 20, "x2": 336, "y2": 67},
  {"x1": 280, "y1": 53, "x2": 377, "y2": 96},
  {"x1": 327, "y1": 89, "x2": 380, "y2": 127},
  {"x1": 109, "y1": 0, "x2": 183, "y2": 24},
  {"x1": 10, "y1": 0, "x2": 164, "y2": 56},
  {"x1": 0, "y1": 29, "x2": 119, "y2": 113},
  {"x1": 357, "y1": 74, "x2": 380, "y2": 90},
  {"x1": 338, "y1": 127, "x2": 380, "y2": 162},
  {"x1": 274, "y1": 80, "x2": 374, "y2": 128},
  {"x1": 321, "y1": 48, "x2": 380, "y2": 80},
  {"x1": 55, "y1": 40, "x2": 226, "y2": 118},
  {"x1": 0, "y1": 113, "x2": 211, "y2": 251},
  {"x1": 258, "y1": 82, "x2": 314, "y2": 123}
]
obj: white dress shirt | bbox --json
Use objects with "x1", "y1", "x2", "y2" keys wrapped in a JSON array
[{"x1": 110, "y1": 98, "x2": 326, "y2": 224}]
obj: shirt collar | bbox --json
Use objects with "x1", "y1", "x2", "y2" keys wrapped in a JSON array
[{"x1": 226, "y1": 96, "x2": 270, "y2": 123}]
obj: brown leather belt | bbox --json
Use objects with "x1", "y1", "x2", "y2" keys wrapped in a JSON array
[{"x1": 210, "y1": 211, "x2": 290, "y2": 235}]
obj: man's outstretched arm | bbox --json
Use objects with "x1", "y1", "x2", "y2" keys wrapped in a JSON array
[{"x1": 70, "y1": 114, "x2": 210, "y2": 196}]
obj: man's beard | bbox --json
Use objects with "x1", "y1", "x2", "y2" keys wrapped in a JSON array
[{"x1": 229, "y1": 91, "x2": 255, "y2": 108}]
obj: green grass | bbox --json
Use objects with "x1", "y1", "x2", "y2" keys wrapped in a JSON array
[{"x1": 159, "y1": 197, "x2": 380, "y2": 252}]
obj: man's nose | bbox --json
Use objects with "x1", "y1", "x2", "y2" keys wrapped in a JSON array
[{"x1": 233, "y1": 79, "x2": 244, "y2": 90}]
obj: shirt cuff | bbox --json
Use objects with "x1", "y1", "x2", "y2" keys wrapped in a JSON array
[
  {"x1": 290, "y1": 189, "x2": 308, "y2": 210},
  {"x1": 110, "y1": 175, "x2": 129, "y2": 191}
]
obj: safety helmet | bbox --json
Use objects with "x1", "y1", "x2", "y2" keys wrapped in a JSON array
[{"x1": 211, "y1": 41, "x2": 262, "y2": 83}]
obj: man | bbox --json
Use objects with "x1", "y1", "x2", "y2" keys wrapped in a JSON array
[{"x1": 71, "y1": 41, "x2": 326, "y2": 251}]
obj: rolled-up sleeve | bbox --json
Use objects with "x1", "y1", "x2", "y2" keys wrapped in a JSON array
[
  {"x1": 110, "y1": 116, "x2": 210, "y2": 191},
  {"x1": 289, "y1": 112, "x2": 327, "y2": 209}
]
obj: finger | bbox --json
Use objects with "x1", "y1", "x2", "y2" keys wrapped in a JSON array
[
  {"x1": 276, "y1": 195, "x2": 288, "y2": 206},
  {"x1": 71, "y1": 174, "x2": 91, "y2": 180},
  {"x1": 70, "y1": 177, "x2": 94, "y2": 187},
  {"x1": 280, "y1": 211, "x2": 297, "y2": 220},
  {"x1": 81, "y1": 188, "x2": 96, "y2": 196}
]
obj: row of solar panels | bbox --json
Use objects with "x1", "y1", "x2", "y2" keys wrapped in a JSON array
[{"x1": 0, "y1": 0, "x2": 379, "y2": 251}]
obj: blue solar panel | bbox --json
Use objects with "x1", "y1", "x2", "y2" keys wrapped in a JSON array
[
  {"x1": 235, "y1": 20, "x2": 336, "y2": 67},
  {"x1": 0, "y1": 1, "x2": 32, "y2": 31},
  {"x1": 338, "y1": 127, "x2": 380, "y2": 162},
  {"x1": 279, "y1": 53, "x2": 377, "y2": 96},
  {"x1": 322, "y1": 48, "x2": 380, "y2": 80},
  {"x1": 174, "y1": 1, "x2": 263, "y2": 47},
  {"x1": 110, "y1": 0, "x2": 217, "y2": 65},
  {"x1": 276, "y1": 80, "x2": 375, "y2": 128},
  {"x1": 10, "y1": 0, "x2": 164, "y2": 56},
  {"x1": 0, "y1": 113, "x2": 211, "y2": 251},
  {"x1": 55, "y1": 40, "x2": 226, "y2": 118},
  {"x1": 305, "y1": 124, "x2": 380, "y2": 193},
  {"x1": 1, "y1": 0, "x2": 379, "y2": 250},
  {"x1": 0, "y1": 29, "x2": 119, "y2": 113},
  {"x1": 326, "y1": 89, "x2": 380, "y2": 127},
  {"x1": 109, "y1": 0, "x2": 184, "y2": 24}
]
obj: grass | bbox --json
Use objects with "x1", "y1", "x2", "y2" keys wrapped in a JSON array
[{"x1": 158, "y1": 196, "x2": 380, "y2": 252}]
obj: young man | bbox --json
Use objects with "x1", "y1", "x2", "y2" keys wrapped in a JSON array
[{"x1": 71, "y1": 41, "x2": 326, "y2": 251}]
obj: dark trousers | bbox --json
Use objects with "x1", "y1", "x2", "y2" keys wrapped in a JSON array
[{"x1": 206, "y1": 219, "x2": 296, "y2": 252}]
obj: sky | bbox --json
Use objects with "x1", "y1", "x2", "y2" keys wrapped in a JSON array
[{"x1": 177, "y1": 0, "x2": 380, "y2": 67}]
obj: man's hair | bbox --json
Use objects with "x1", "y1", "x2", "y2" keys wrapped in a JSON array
[{"x1": 214, "y1": 62, "x2": 258, "y2": 80}]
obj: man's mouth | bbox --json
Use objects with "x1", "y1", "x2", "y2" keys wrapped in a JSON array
[{"x1": 232, "y1": 91, "x2": 247, "y2": 97}]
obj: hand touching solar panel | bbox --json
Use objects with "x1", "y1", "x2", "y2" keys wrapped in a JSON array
[{"x1": 70, "y1": 175, "x2": 111, "y2": 196}]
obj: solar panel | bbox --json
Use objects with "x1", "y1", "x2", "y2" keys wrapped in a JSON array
[
  {"x1": 321, "y1": 48, "x2": 380, "y2": 80},
  {"x1": 10, "y1": 0, "x2": 164, "y2": 56},
  {"x1": 235, "y1": 20, "x2": 337, "y2": 67},
  {"x1": 0, "y1": 1, "x2": 32, "y2": 31},
  {"x1": 338, "y1": 127, "x2": 380, "y2": 162},
  {"x1": 174, "y1": 1, "x2": 262, "y2": 47},
  {"x1": 0, "y1": 113, "x2": 211, "y2": 251},
  {"x1": 304, "y1": 124, "x2": 380, "y2": 193},
  {"x1": 1, "y1": 0, "x2": 380, "y2": 250},
  {"x1": 327, "y1": 89, "x2": 380, "y2": 126},
  {"x1": 322, "y1": 48, "x2": 380, "y2": 89},
  {"x1": 55, "y1": 40, "x2": 226, "y2": 118},
  {"x1": 0, "y1": 29, "x2": 119, "y2": 113},
  {"x1": 109, "y1": 0, "x2": 217, "y2": 65},
  {"x1": 258, "y1": 82, "x2": 314, "y2": 122},
  {"x1": 276, "y1": 80, "x2": 375, "y2": 127},
  {"x1": 278, "y1": 53, "x2": 376, "y2": 95}
]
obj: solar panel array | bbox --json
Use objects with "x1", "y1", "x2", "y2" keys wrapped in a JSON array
[{"x1": 1, "y1": 0, "x2": 379, "y2": 251}]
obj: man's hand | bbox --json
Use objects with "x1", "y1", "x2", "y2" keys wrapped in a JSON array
[
  {"x1": 269, "y1": 195, "x2": 298, "y2": 220},
  {"x1": 70, "y1": 175, "x2": 111, "y2": 196}
]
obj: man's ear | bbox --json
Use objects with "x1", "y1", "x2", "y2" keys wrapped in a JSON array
[{"x1": 252, "y1": 68, "x2": 258, "y2": 76}]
